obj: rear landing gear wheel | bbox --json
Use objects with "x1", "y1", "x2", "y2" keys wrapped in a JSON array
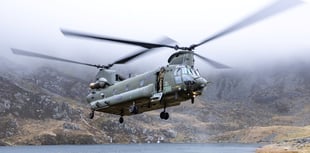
[
  {"x1": 164, "y1": 112, "x2": 169, "y2": 120},
  {"x1": 160, "y1": 112, "x2": 169, "y2": 120},
  {"x1": 119, "y1": 116, "x2": 124, "y2": 124},
  {"x1": 89, "y1": 111, "x2": 94, "y2": 119},
  {"x1": 160, "y1": 112, "x2": 165, "y2": 119}
]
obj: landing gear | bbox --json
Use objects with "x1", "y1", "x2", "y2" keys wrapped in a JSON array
[
  {"x1": 119, "y1": 109, "x2": 124, "y2": 124},
  {"x1": 89, "y1": 110, "x2": 94, "y2": 119},
  {"x1": 160, "y1": 111, "x2": 169, "y2": 120},
  {"x1": 160, "y1": 102, "x2": 169, "y2": 120},
  {"x1": 119, "y1": 116, "x2": 124, "y2": 124},
  {"x1": 191, "y1": 97, "x2": 195, "y2": 104}
]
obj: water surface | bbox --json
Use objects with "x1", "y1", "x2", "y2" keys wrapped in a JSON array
[{"x1": 0, "y1": 143, "x2": 260, "y2": 153}]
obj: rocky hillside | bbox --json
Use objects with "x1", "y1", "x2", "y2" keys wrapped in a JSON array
[
  {"x1": 0, "y1": 57, "x2": 309, "y2": 145},
  {"x1": 205, "y1": 62, "x2": 310, "y2": 127}
]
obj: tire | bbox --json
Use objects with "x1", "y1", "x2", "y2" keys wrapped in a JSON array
[
  {"x1": 119, "y1": 117, "x2": 124, "y2": 124},
  {"x1": 160, "y1": 112, "x2": 165, "y2": 119},
  {"x1": 164, "y1": 112, "x2": 169, "y2": 120}
]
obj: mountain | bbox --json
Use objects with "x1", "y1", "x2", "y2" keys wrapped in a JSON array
[{"x1": 0, "y1": 57, "x2": 309, "y2": 145}]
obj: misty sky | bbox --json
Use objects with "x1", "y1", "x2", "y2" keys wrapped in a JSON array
[{"x1": 0, "y1": 0, "x2": 310, "y2": 74}]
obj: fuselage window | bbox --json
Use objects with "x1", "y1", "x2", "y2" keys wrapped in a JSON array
[
  {"x1": 100, "y1": 93, "x2": 105, "y2": 98},
  {"x1": 125, "y1": 84, "x2": 129, "y2": 91},
  {"x1": 140, "y1": 80, "x2": 145, "y2": 87},
  {"x1": 112, "y1": 89, "x2": 117, "y2": 95}
]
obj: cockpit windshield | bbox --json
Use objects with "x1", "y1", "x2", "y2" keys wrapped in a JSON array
[
  {"x1": 175, "y1": 67, "x2": 200, "y2": 77},
  {"x1": 193, "y1": 69, "x2": 200, "y2": 76}
]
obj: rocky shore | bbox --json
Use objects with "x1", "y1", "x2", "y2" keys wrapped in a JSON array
[{"x1": 257, "y1": 138, "x2": 310, "y2": 153}]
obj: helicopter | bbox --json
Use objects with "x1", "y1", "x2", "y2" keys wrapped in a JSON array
[{"x1": 11, "y1": 0, "x2": 302, "y2": 123}]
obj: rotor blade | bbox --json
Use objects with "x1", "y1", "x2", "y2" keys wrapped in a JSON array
[
  {"x1": 193, "y1": 52, "x2": 230, "y2": 69},
  {"x1": 111, "y1": 37, "x2": 177, "y2": 66},
  {"x1": 11, "y1": 48, "x2": 102, "y2": 68},
  {"x1": 61, "y1": 29, "x2": 176, "y2": 50},
  {"x1": 192, "y1": 0, "x2": 303, "y2": 49},
  {"x1": 176, "y1": 51, "x2": 230, "y2": 69}
]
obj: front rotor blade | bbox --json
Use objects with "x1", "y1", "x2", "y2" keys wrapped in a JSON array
[
  {"x1": 61, "y1": 29, "x2": 176, "y2": 50},
  {"x1": 112, "y1": 37, "x2": 177, "y2": 65},
  {"x1": 176, "y1": 51, "x2": 230, "y2": 69},
  {"x1": 193, "y1": 52, "x2": 230, "y2": 69},
  {"x1": 192, "y1": 0, "x2": 303, "y2": 49},
  {"x1": 11, "y1": 48, "x2": 102, "y2": 68}
]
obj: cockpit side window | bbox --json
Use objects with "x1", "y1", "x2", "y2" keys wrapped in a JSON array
[
  {"x1": 194, "y1": 69, "x2": 200, "y2": 76},
  {"x1": 174, "y1": 68, "x2": 182, "y2": 76},
  {"x1": 188, "y1": 68, "x2": 194, "y2": 75},
  {"x1": 174, "y1": 68, "x2": 182, "y2": 84},
  {"x1": 189, "y1": 68, "x2": 199, "y2": 77}
]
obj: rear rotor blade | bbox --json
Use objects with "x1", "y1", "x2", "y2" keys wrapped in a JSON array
[
  {"x1": 11, "y1": 48, "x2": 102, "y2": 68},
  {"x1": 61, "y1": 29, "x2": 176, "y2": 50},
  {"x1": 191, "y1": 0, "x2": 303, "y2": 49}
]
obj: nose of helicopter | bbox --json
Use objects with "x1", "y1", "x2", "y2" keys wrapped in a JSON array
[
  {"x1": 194, "y1": 77, "x2": 208, "y2": 89},
  {"x1": 184, "y1": 76, "x2": 208, "y2": 91}
]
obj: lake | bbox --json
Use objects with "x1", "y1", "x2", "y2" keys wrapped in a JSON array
[{"x1": 0, "y1": 143, "x2": 261, "y2": 153}]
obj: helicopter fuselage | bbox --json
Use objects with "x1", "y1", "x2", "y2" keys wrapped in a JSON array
[{"x1": 86, "y1": 64, "x2": 208, "y2": 116}]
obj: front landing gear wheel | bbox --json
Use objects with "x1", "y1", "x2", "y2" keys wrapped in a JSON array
[
  {"x1": 89, "y1": 111, "x2": 94, "y2": 119},
  {"x1": 160, "y1": 112, "x2": 169, "y2": 120},
  {"x1": 119, "y1": 116, "x2": 124, "y2": 124}
]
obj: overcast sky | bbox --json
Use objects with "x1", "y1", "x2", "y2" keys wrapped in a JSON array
[{"x1": 0, "y1": 0, "x2": 309, "y2": 74}]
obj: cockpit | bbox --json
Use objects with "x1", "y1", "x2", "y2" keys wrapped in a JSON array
[{"x1": 174, "y1": 66, "x2": 207, "y2": 91}]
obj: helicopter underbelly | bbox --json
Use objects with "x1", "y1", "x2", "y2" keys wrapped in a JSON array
[{"x1": 95, "y1": 90, "x2": 193, "y2": 116}]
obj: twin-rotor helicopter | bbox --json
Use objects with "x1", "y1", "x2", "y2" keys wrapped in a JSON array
[{"x1": 12, "y1": 0, "x2": 302, "y2": 123}]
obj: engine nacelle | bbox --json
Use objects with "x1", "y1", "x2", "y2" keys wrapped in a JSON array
[
  {"x1": 96, "y1": 69, "x2": 116, "y2": 85},
  {"x1": 89, "y1": 77, "x2": 109, "y2": 89}
]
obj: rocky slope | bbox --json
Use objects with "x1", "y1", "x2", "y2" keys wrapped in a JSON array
[
  {"x1": 256, "y1": 137, "x2": 310, "y2": 153},
  {"x1": 0, "y1": 57, "x2": 309, "y2": 145}
]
